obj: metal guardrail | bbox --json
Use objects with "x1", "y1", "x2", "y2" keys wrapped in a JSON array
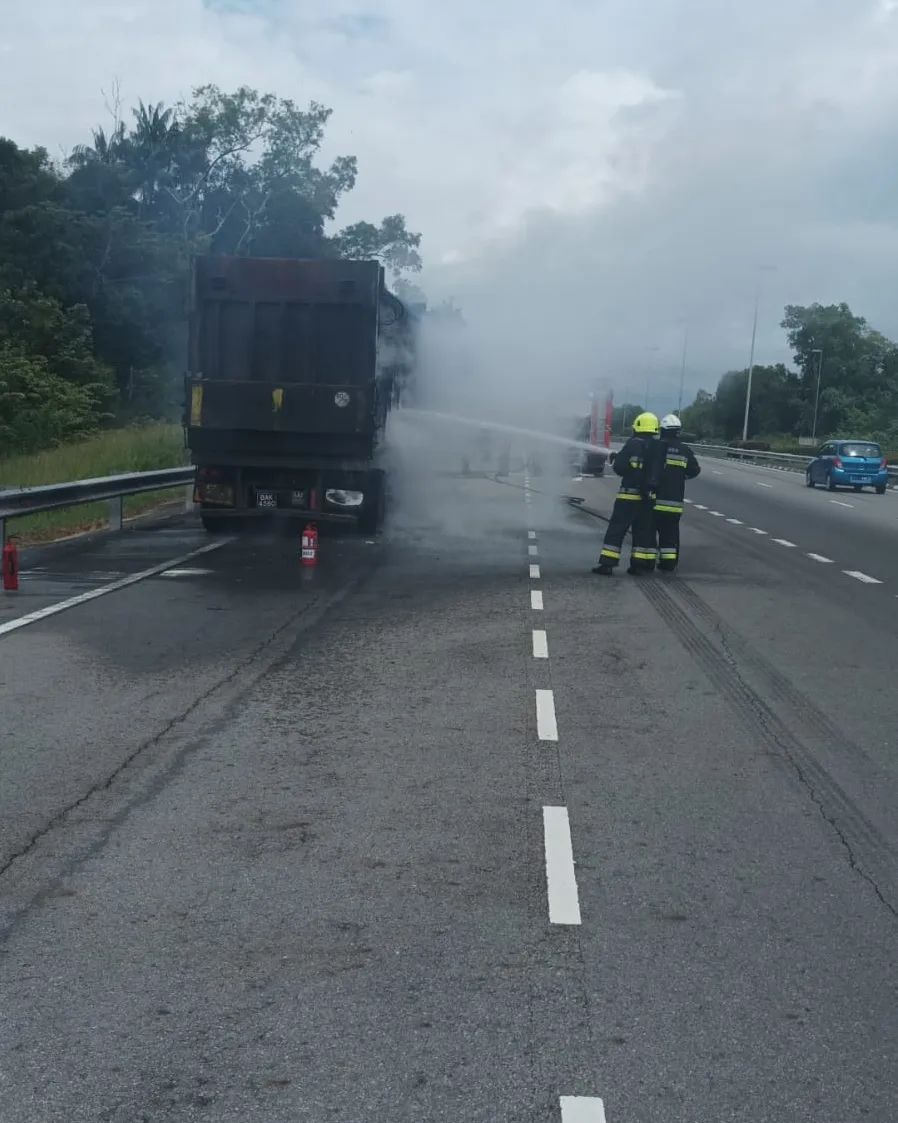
[
  {"x1": 694, "y1": 443, "x2": 898, "y2": 488},
  {"x1": 0, "y1": 466, "x2": 195, "y2": 549}
]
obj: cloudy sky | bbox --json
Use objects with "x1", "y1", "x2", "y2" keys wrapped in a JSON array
[{"x1": 4, "y1": 0, "x2": 898, "y2": 411}]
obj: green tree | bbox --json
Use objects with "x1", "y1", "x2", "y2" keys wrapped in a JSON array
[
  {"x1": 333, "y1": 214, "x2": 423, "y2": 280},
  {"x1": 782, "y1": 303, "x2": 898, "y2": 436},
  {"x1": 0, "y1": 347, "x2": 103, "y2": 451},
  {"x1": 680, "y1": 389, "x2": 716, "y2": 439}
]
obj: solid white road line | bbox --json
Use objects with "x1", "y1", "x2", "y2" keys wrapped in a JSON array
[
  {"x1": 0, "y1": 542, "x2": 228, "y2": 640},
  {"x1": 528, "y1": 545, "x2": 539, "y2": 557},
  {"x1": 160, "y1": 567, "x2": 214, "y2": 578},
  {"x1": 536, "y1": 689, "x2": 558, "y2": 741},
  {"x1": 843, "y1": 570, "x2": 882, "y2": 584},
  {"x1": 530, "y1": 564, "x2": 541, "y2": 579},
  {"x1": 528, "y1": 530, "x2": 537, "y2": 539},
  {"x1": 756, "y1": 482, "x2": 773, "y2": 488},
  {"x1": 542, "y1": 807, "x2": 581, "y2": 925},
  {"x1": 532, "y1": 629, "x2": 548, "y2": 659},
  {"x1": 560, "y1": 1097, "x2": 606, "y2": 1123},
  {"x1": 807, "y1": 553, "x2": 834, "y2": 564},
  {"x1": 772, "y1": 538, "x2": 797, "y2": 547},
  {"x1": 531, "y1": 590, "x2": 544, "y2": 610},
  {"x1": 726, "y1": 518, "x2": 743, "y2": 525},
  {"x1": 830, "y1": 500, "x2": 854, "y2": 508},
  {"x1": 749, "y1": 527, "x2": 768, "y2": 535}
]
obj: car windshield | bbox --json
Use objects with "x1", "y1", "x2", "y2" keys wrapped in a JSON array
[{"x1": 840, "y1": 443, "x2": 881, "y2": 458}]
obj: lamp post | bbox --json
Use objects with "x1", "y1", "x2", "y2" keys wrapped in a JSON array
[
  {"x1": 644, "y1": 345, "x2": 660, "y2": 413},
  {"x1": 741, "y1": 265, "x2": 776, "y2": 442},
  {"x1": 811, "y1": 348, "x2": 824, "y2": 441},
  {"x1": 741, "y1": 287, "x2": 760, "y2": 442},
  {"x1": 677, "y1": 323, "x2": 689, "y2": 414}
]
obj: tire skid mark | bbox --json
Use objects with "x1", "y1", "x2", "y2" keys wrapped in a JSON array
[{"x1": 640, "y1": 579, "x2": 897, "y2": 918}]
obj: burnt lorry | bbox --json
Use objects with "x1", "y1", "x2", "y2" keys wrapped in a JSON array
[{"x1": 185, "y1": 255, "x2": 415, "y2": 533}]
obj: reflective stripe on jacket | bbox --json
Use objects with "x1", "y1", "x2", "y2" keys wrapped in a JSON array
[{"x1": 654, "y1": 437, "x2": 700, "y2": 507}]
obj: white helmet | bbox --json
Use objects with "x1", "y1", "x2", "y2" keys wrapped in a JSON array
[{"x1": 660, "y1": 413, "x2": 682, "y2": 430}]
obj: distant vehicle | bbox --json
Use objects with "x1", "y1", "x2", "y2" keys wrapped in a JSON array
[
  {"x1": 572, "y1": 415, "x2": 606, "y2": 476},
  {"x1": 805, "y1": 440, "x2": 889, "y2": 494}
]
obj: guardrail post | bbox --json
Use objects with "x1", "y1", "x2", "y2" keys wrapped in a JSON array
[{"x1": 107, "y1": 496, "x2": 123, "y2": 531}]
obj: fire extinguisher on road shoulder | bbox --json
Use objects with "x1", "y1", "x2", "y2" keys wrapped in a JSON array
[
  {"x1": 3, "y1": 538, "x2": 19, "y2": 591},
  {"x1": 301, "y1": 523, "x2": 319, "y2": 567}
]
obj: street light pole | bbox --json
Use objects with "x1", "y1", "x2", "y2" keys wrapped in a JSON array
[
  {"x1": 741, "y1": 286, "x2": 760, "y2": 442},
  {"x1": 811, "y1": 348, "x2": 824, "y2": 441},
  {"x1": 644, "y1": 345, "x2": 660, "y2": 413},
  {"x1": 677, "y1": 324, "x2": 688, "y2": 414}
]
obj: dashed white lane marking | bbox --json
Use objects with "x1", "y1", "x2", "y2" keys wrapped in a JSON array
[
  {"x1": 542, "y1": 807, "x2": 581, "y2": 925},
  {"x1": 560, "y1": 1097, "x2": 606, "y2": 1123},
  {"x1": 807, "y1": 553, "x2": 834, "y2": 564},
  {"x1": 536, "y1": 689, "x2": 558, "y2": 741},
  {"x1": 844, "y1": 570, "x2": 882, "y2": 584},
  {"x1": 684, "y1": 498, "x2": 693, "y2": 504},
  {"x1": 709, "y1": 510, "x2": 725, "y2": 517},
  {"x1": 830, "y1": 500, "x2": 854, "y2": 508},
  {"x1": 726, "y1": 518, "x2": 743, "y2": 525},
  {"x1": 694, "y1": 504, "x2": 708, "y2": 510},
  {"x1": 532, "y1": 629, "x2": 548, "y2": 659},
  {"x1": 756, "y1": 482, "x2": 773, "y2": 488},
  {"x1": 712, "y1": 469, "x2": 722, "y2": 475},
  {"x1": 0, "y1": 542, "x2": 228, "y2": 640},
  {"x1": 528, "y1": 530, "x2": 537, "y2": 539},
  {"x1": 530, "y1": 564, "x2": 541, "y2": 579},
  {"x1": 531, "y1": 590, "x2": 544, "y2": 610},
  {"x1": 749, "y1": 527, "x2": 768, "y2": 535},
  {"x1": 772, "y1": 538, "x2": 797, "y2": 547},
  {"x1": 528, "y1": 545, "x2": 539, "y2": 557}
]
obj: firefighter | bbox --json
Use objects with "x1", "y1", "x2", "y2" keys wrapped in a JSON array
[
  {"x1": 592, "y1": 411, "x2": 661, "y2": 576},
  {"x1": 654, "y1": 413, "x2": 700, "y2": 571}
]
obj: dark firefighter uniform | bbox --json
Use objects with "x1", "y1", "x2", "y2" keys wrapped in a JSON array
[
  {"x1": 654, "y1": 416, "x2": 700, "y2": 571},
  {"x1": 593, "y1": 412, "x2": 661, "y2": 574}
]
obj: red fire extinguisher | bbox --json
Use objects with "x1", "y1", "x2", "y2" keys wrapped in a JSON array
[
  {"x1": 3, "y1": 538, "x2": 19, "y2": 591},
  {"x1": 301, "y1": 523, "x2": 319, "y2": 567}
]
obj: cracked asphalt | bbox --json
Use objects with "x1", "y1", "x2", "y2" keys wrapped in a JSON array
[{"x1": 0, "y1": 454, "x2": 895, "y2": 1122}]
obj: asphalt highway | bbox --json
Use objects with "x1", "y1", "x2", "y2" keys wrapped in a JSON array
[{"x1": 0, "y1": 455, "x2": 895, "y2": 1122}]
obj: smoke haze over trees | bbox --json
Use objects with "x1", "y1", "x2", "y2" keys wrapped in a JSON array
[{"x1": 0, "y1": 87, "x2": 421, "y2": 453}]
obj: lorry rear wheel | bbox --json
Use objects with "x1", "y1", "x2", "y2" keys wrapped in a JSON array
[
  {"x1": 202, "y1": 515, "x2": 235, "y2": 533},
  {"x1": 358, "y1": 472, "x2": 385, "y2": 534}
]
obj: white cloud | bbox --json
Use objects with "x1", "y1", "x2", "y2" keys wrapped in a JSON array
[{"x1": 3, "y1": 0, "x2": 898, "y2": 405}]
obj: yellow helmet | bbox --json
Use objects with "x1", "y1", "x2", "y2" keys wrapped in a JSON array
[{"x1": 633, "y1": 411, "x2": 660, "y2": 434}]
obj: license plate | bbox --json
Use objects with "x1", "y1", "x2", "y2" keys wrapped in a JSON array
[
  {"x1": 256, "y1": 489, "x2": 277, "y2": 508},
  {"x1": 850, "y1": 475, "x2": 866, "y2": 483}
]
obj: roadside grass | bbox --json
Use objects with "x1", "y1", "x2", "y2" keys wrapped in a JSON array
[{"x1": 1, "y1": 425, "x2": 189, "y2": 545}]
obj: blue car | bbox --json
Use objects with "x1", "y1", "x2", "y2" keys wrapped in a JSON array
[{"x1": 806, "y1": 439, "x2": 889, "y2": 494}]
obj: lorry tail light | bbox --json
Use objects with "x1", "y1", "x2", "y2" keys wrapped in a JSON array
[
  {"x1": 194, "y1": 468, "x2": 235, "y2": 506},
  {"x1": 195, "y1": 483, "x2": 235, "y2": 505}
]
